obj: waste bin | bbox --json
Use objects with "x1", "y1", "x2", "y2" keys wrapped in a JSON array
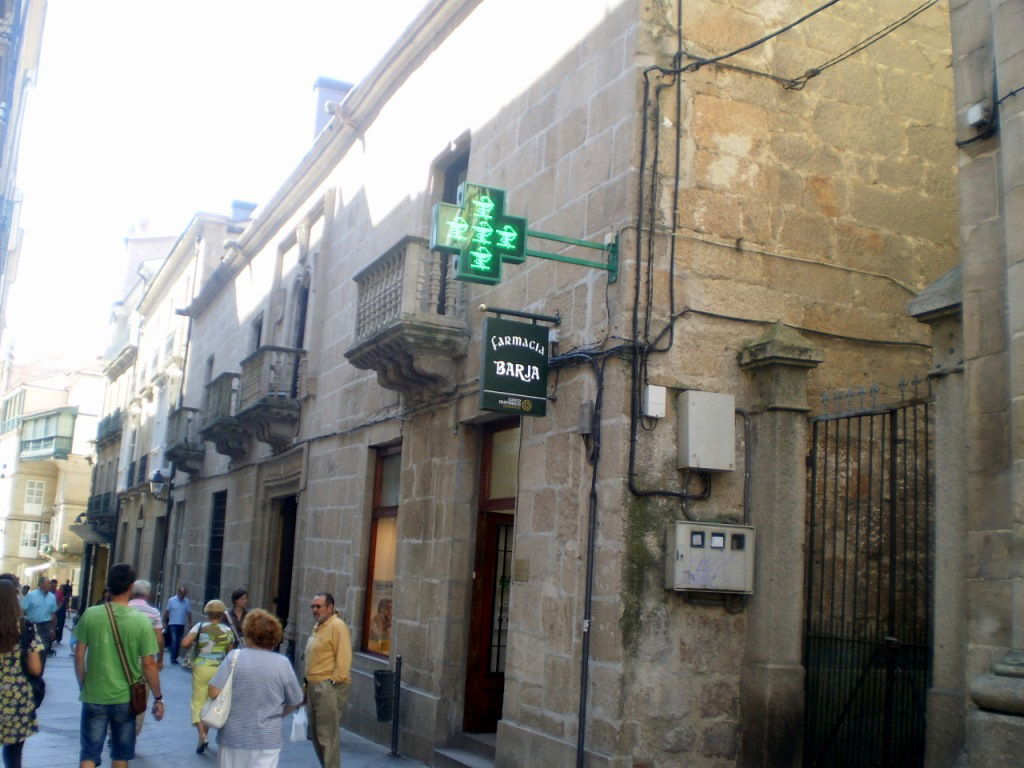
[{"x1": 373, "y1": 670, "x2": 395, "y2": 722}]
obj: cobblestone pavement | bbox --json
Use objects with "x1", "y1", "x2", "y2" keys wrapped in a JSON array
[{"x1": 23, "y1": 634, "x2": 427, "y2": 768}]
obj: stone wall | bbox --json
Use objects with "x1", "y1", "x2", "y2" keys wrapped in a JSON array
[
  {"x1": 156, "y1": 1, "x2": 961, "y2": 766},
  {"x1": 946, "y1": 0, "x2": 1024, "y2": 764}
]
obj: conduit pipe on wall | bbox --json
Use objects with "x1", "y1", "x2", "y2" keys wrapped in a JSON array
[{"x1": 736, "y1": 408, "x2": 752, "y2": 525}]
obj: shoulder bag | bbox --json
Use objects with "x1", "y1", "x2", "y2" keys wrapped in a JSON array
[
  {"x1": 226, "y1": 610, "x2": 246, "y2": 648},
  {"x1": 106, "y1": 602, "x2": 148, "y2": 716},
  {"x1": 181, "y1": 622, "x2": 204, "y2": 669},
  {"x1": 200, "y1": 649, "x2": 238, "y2": 729},
  {"x1": 20, "y1": 619, "x2": 45, "y2": 708}
]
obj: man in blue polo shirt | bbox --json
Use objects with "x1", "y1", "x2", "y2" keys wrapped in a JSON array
[
  {"x1": 22, "y1": 574, "x2": 57, "y2": 669},
  {"x1": 162, "y1": 585, "x2": 191, "y2": 664}
]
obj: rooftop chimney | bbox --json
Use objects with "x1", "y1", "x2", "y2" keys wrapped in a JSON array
[
  {"x1": 231, "y1": 200, "x2": 257, "y2": 221},
  {"x1": 313, "y1": 77, "x2": 353, "y2": 137}
]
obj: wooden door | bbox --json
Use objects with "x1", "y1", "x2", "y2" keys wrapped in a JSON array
[
  {"x1": 270, "y1": 495, "x2": 298, "y2": 660},
  {"x1": 463, "y1": 419, "x2": 519, "y2": 732},
  {"x1": 464, "y1": 512, "x2": 514, "y2": 731}
]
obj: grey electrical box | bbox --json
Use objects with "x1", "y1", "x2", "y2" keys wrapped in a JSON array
[
  {"x1": 665, "y1": 521, "x2": 755, "y2": 593},
  {"x1": 676, "y1": 390, "x2": 735, "y2": 471}
]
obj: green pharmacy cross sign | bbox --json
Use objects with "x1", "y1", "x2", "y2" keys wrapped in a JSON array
[
  {"x1": 430, "y1": 184, "x2": 526, "y2": 285},
  {"x1": 430, "y1": 182, "x2": 617, "y2": 285}
]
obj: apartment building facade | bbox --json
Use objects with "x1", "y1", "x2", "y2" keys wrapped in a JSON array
[
  {"x1": 81, "y1": 218, "x2": 245, "y2": 606},
  {"x1": 106, "y1": 1, "x2": 964, "y2": 765},
  {"x1": 0, "y1": 367, "x2": 101, "y2": 586}
]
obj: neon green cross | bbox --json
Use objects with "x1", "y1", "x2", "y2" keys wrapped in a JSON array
[{"x1": 430, "y1": 183, "x2": 526, "y2": 285}]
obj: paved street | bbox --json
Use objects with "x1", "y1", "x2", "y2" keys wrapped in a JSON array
[{"x1": 23, "y1": 632, "x2": 427, "y2": 768}]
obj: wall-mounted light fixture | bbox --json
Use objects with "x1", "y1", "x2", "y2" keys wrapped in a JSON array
[{"x1": 149, "y1": 470, "x2": 168, "y2": 500}]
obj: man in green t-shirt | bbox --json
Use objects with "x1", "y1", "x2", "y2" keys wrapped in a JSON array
[{"x1": 74, "y1": 563, "x2": 164, "y2": 768}]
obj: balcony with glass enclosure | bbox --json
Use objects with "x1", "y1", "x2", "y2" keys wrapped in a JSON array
[
  {"x1": 19, "y1": 407, "x2": 77, "y2": 461},
  {"x1": 345, "y1": 236, "x2": 468, "y2": 398}
]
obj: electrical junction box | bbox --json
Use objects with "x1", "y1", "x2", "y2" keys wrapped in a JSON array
[
  {"x1": 676, "y1": 390, "x2": 735, "y2": 471},
  {"x1": 643, "y1": 384, "x2": 667, "y2": 418},
  {"x1": 665, "y1": 521, "x2": 755, "y2": 594}
]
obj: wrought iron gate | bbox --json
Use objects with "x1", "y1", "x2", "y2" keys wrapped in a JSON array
[{"x1": 804, "y1": 396, "x2": 932, "y2": 767}]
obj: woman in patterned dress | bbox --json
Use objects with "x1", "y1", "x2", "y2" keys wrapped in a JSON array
[
  {"x1": 0, "y1": 578, "x2": 43, "y2": 768},
  {"x1": 181, "y1": 599, "x2": 236, "y2": 753}
]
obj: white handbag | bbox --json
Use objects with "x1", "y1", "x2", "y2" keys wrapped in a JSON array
[{"x1": 200, "y1": 650, "x2": 238, "y2": 729}]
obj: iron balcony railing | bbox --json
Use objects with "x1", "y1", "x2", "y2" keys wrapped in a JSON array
[
  {"x1": 96, "y1": 409, "x2": 124, "y2": 443},
  {"x1": 239, "y1": 345, "x2": 306, "y2": 408},
  {"x1": 352, "y1": 236, "x2": 462, "y2": 342},
  {"x1": 87, "y1": 492, "x2": 115, "y2": 518},
  {"x1": 136, "y1": 453, "x2": 149, "y2": 486},
  {"x1": 85, "y1": 492, "x2": 117, "y2": 538}
]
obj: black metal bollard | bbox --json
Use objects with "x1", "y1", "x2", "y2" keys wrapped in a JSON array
[{"x1": 390, "y1": 656, "x2": 402, "y2": 756}]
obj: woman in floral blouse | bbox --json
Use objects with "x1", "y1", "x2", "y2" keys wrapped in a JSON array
[
  {"x1": 0, "y1": 577, "x2": 43, "y2": 768},
  {"x1": 181, "y1": 599, "x2": 236, "y2": 753}
]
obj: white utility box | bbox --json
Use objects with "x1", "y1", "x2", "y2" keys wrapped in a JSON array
[
  {"x1": 676, "y1": 390, "x2": 735, "y2": 471},
  {"x1": 643, "y1": 384, "x2": 667, "y2": 418},
  {"x1": 665, "y1": 521, "x2": 755, "y2": 593}
]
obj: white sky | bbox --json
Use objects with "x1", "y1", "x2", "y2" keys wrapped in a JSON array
[{"x1": 6, "y1": 0, "x2": 426, "y2": 368}]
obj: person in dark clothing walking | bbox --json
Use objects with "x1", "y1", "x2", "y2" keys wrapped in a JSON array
[{"x1": 53, "y1": 581, "x2": 71, "y2": 648}]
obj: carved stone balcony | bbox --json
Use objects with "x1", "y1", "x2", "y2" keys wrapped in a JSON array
[
  {"x1": 235, "y1": 345, "x2": 305, "y2": 454},
  {"x1": 199, "y1": 372, "x2": 249, "y2": 460},
  {"x1": 165, "y1": 406, "x2": 205, "y2": 475},
  {"x1": 345, "y1": 236, "x2": 468, "y2": 398}
]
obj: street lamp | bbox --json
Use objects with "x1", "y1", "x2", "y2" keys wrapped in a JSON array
[{"x1": 149, "y1": 470, "x2": 168, "y2": 500}]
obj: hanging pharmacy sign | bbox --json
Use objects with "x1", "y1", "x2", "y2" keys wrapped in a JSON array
[
  {"x1": 430, "y1": 183, "x2": 526, "y2": 285},
  {"x1": 430, "y1": 181, "x2": 618, "y2": 285},
  {"x1": 480, "y1": 317, "x2": 549, "y2": 417}
]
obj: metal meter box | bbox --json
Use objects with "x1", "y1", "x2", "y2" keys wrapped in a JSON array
[
  {"x1": 665, "y1": 521, "x2": 755, "y2": 593},
  {"x1": 676, "y1": 390, "x2": 735, "y2": 471}
]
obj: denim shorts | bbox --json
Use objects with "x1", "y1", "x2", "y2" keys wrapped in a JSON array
[{"x1": 80, "y1": 701, "x2": 136, "y2": 764}]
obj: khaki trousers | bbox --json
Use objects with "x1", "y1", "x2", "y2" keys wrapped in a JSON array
[{"x1": 307, "y1": 679, "x2": 350, "y2": 768}]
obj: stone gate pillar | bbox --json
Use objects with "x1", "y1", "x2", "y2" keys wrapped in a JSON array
[
  {"x1": 909, "y1": 270, "x2": 966, "y2": 766},
  {"x1": 737, "y1": 324, "x2": 823, "y2": 768}
]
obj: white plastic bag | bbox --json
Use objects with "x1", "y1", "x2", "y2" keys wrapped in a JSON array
[{"x1": 290, "y1": 707, "x2": 309, "y2": 742}]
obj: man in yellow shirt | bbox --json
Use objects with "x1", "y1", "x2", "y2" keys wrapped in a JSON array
[{"x1": 304, "y1": 592, "x2": 352, "y2": 768}]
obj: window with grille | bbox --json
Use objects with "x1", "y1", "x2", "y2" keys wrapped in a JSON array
[{"x1": 204, "y1": 491, "x2": 227, "y2": 602}]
